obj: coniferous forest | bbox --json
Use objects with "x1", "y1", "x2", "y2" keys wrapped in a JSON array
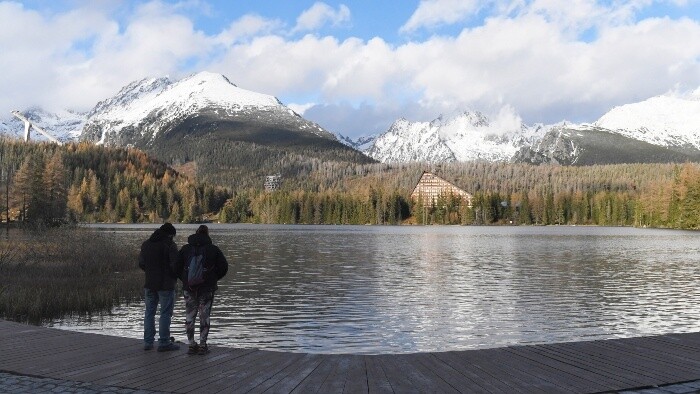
[{"x1": 3, "y1": 138, "x2": 700, "y2": 229}]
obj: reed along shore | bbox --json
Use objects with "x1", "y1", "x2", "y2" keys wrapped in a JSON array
[{"x1": 0, "y1": 225, "x2": 142, "y2": 324}]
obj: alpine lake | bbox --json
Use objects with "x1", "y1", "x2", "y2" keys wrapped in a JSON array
[{"x1": 48, "y1": 224, "x2": 700, "y2": 355}]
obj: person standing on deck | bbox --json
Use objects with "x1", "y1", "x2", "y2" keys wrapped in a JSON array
[
  {"x1": 175, "y1": 225, "x2": 229, "y2": 355},
  {"x1": 138, "y1": 222, "x2": 180, "y2": 352}
]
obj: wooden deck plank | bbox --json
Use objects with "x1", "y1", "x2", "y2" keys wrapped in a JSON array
[
  {"x1": 502, "y1": 346, "x2": 611, "y2": 393},
  {"x1": 143, "y1": 349, "x2": 281, "y2": 393},
  {"x1": 525, "y1": 344, "x2": 643, "y2": 388},
  {"x1": 603, "y1": 338, "x2": 700, "y2": 373},
  {"x1": 249, "y1": 353, "x2": 325, "y2": 394},
  {"x1": 393, "y1": 353, "x2": 461, "y2": 393},
  {"x1": 316, "y1": 355, "x2": 356, "y2": 393},
  {"x1": 121, "y1": 348, "x2": 258, "y2": 392},
  {"x1": 172, "y1": 349, "x2": 283, "y2": 393},
  {"x1": 363, "y1": 355, "x2": 393, "y2": 394},
  {"x1": 540, "y1": 341, "x2": 660, "y2": 387},
  {"x1": 451, "y1": 348, "x2": 558, "y2": 393},
  {"x1": 662, "y1": 332, "x2": 700, "y2": 348},
  {"x1": 432, "y1": 350, "x2": 530, "y2": 393},
  {"x1": 0, "y1": 335, "x2": 136, "y2": 374},
  {"x1": 240, "y1": 352, "x2": 310, "y2": 393},
  {"x1": 291, "y1": 354, "x2": 344, "y2": 394},
  {"x1": 344, "y1": 355, "x2": 371, "y2": 394},
  {"x1": 477, "y1": 347, "x2": 577, "y2": 393},
  {"x1": 621, "y1": 336, "x2": 700, "y2": 365},
  {"x1": 415, "y1": 352, "x2": 491, "y2": 394},
  {"x1": 65, "y1": 350, "x2": 183, "y2": 383},
  {"x1": 90, "y1": 350, "x2": 188, "y2": 387},
  {"x1": 375, "y1": 354, "x2": 422, "y2": 394},
  {"x1": 197, "y1": 351, "x2": 306, "y2": 393},
  {"x1": 1, "y1": 320, "x2": 699, "y2": 393},
  {"x1": 154, "y1": 348, "x2": 259, "y2": 391},
  {"x1": 583, "y1": 340, "x2": 692, "y2": 382}
]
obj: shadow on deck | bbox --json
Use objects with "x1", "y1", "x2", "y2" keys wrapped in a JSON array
[{"x1": 1, "y1": 319, "x2": 700, "y2": 393}]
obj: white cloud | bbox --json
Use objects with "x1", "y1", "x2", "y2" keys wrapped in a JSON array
[
  {"x1": 287, "y1": 102, "x2": 316, "y2": 115},
  {"x1": 292, "y1": 2, "x2": 351, "y2": 33},
  {"x1": 400, "y1": 0, "x2": 482, "y2": 33},
  {"x1": 1, "y1": 0, "x2": 699, "y2": 138},
  {"x1": 216, "y1": 14, "x2": 284, "y2": 45}
]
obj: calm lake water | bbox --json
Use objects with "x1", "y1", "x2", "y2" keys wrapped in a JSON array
[{"x1": 49, "y1": 224, "x2": 700, "y2": 354}]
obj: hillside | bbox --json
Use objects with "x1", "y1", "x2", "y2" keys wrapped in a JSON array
[
  {"x1": 79, "y1": 72, "x2": 374, "y2": 189},
  {"x1": 0, "y1": 139, "x2": 228, "y2": 224}
]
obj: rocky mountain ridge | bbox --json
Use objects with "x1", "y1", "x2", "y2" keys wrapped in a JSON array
[
  {"x1": 350, "y1": 90, "x2": 700, "y2": 165},
  {"x1": 2, "y1": 74, "x2": 699, "y2": 166}
]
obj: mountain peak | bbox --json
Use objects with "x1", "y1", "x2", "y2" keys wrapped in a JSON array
[
  {"x1": 182, "y1": 71, "x2": 237, "y2": 87},
  {"x1": 595, "y1": 93, "x2": 700, "y2": 148}
]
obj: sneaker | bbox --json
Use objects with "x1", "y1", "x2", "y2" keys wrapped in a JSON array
[
  {"x1": 187, "y1": 343, "x2": 199, "y2": 355},
  {"x1": 157, "y1": 342, "x2": 180, "y2": 352},
  {"x1": 144, "y1": 343, "x2": 154, "y2": 351},
  {"x1": 197, "y1": 344, "x2": 209, "y2": 355}
]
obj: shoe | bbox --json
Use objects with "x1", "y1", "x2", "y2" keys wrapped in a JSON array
[
  {"x1": 197, "y1": 344, "x2": 209, "y2": 355},
  {"x1": 144, "y1": 343, "x2": 154, "y2": 351},
  {"x1": 157, "y1": 342, "x2": 180, "y2": 352},
  {"x1": 187, "y1": 343, "x2": 199, "y2": 355}
]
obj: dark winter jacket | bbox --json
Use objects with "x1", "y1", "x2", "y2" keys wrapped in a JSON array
[
  {"x1": 139, "y1": 229, "x2": 179, "y2": 291},
  {"x1": 175, "y1": 233, "x2": 229, "y2": 292}
]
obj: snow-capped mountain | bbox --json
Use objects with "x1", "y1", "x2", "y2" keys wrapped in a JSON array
[
  {"x1": 595, "y1": 93, "x2": 700, "y2": 150},
  {"x1": 0, "y1": 107, "x2": 86, "y2": 143},
  {"x1": 365, "y1": 118, "x2": 455, "y2": 162},
  {"x1": 365, "y1": 111, "x2": 545, "y2": 163},
  {"x1": 3, "y1": 75, "x2": 699, "y2": 167},
  {"x1": 81, "y1": 71, "x2": 336, "y2": 146},
  {"x1": 362, "y1": 91, "x2": 700, "y2": 164}
]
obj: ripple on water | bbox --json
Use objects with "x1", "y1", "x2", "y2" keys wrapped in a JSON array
[{"x1": 50, "y1": 225, "x2": 700, "y2": 354}]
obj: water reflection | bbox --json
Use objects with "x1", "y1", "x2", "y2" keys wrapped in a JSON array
[{"x1": 48, "y1": 224, "x2": 700, "y2": 354}]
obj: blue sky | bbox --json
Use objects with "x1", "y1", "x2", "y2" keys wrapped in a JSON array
[{"x1": 2, "y1": 0, "x2": 700, "y2": 138}]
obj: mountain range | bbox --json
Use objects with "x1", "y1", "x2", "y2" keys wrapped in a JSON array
[
  {"x1": 353, "y1": 92, "x2": 700, "y2": 164},
  {"x1": 1, "y1": 72, "x2": 699, "y2": 173}
]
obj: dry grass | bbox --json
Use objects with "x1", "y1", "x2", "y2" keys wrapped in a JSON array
[{"x1": 0, "y1": 226, "x2": 142, "y2": 324}]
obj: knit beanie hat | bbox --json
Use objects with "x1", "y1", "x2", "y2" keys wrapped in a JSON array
[{"x1": 160, "y1": 223, "x2": 176, "y2": 236}]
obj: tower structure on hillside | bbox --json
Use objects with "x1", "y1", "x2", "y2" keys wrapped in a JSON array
[
  {"x1": 411, "y1": 171, "x2": 472, "y2": 207},
  {"x1": 10, "y1": 111, "x2": 63, "y2": 145}
]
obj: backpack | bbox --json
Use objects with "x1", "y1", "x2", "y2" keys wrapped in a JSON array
[{"x1": 185, "y1": 246, "x2": 207, "y2": 290}]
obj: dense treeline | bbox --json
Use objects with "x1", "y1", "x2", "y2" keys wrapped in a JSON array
[
  {"x1": 0, "y1": 139, "x2": 229, "y2": 224},
  {"x1": 217, "y1": 161, "x2": 700, "y2": 229},
  {"x1": 3, "y1": 138, "x2": 700, "y2": 229}
]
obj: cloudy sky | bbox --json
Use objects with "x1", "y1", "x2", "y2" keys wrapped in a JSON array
[{"x1": 2, "y1": 0, "x2": 699, "y2": 138}]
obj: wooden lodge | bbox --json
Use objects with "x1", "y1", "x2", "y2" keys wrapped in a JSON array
[{"x1": 411, "y1": 171, "x2": 472, "y2": 207}]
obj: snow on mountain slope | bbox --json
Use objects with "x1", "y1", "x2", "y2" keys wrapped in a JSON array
[
  {"x1": 85, "y1": 71, "x2": 300, "y2": 144},
  {"x1": 366, "y1": 118, "x2": 455, "y2": 162},
  {"x1": 595, "y1": 93, "x2": 700, "y2": 149},
  {"x1": 366, "y1": 110, "x2": 545, "y2": 163}
]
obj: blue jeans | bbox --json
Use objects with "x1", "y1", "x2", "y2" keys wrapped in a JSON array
[{"x1": 144, "y1": 289, "x2": 176, "y2": 346}]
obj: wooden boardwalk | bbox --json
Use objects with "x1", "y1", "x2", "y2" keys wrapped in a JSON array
[{"x1": 1, "y1": 319, "x2": 699, "y2": 393}]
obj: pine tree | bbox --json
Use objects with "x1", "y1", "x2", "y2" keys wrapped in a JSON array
[{"x1": 44, "y1": 151, "x2": 67, "y2": 223}]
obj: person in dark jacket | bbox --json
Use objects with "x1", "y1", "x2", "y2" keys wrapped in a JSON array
[
  {"x1": 139, "y1": 223, "x2": 180, "y2": 352},
  {"x1": 175, "y1": 225, "x2": 228, "y2": 355}
]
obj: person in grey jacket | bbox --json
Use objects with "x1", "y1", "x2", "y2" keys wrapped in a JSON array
[
  {"x1": 175, "y1": 225, "x2": 228, "y2": 355},
  {"x1": 139, "y1": 223, "x2": 180, "y2": 352}
]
